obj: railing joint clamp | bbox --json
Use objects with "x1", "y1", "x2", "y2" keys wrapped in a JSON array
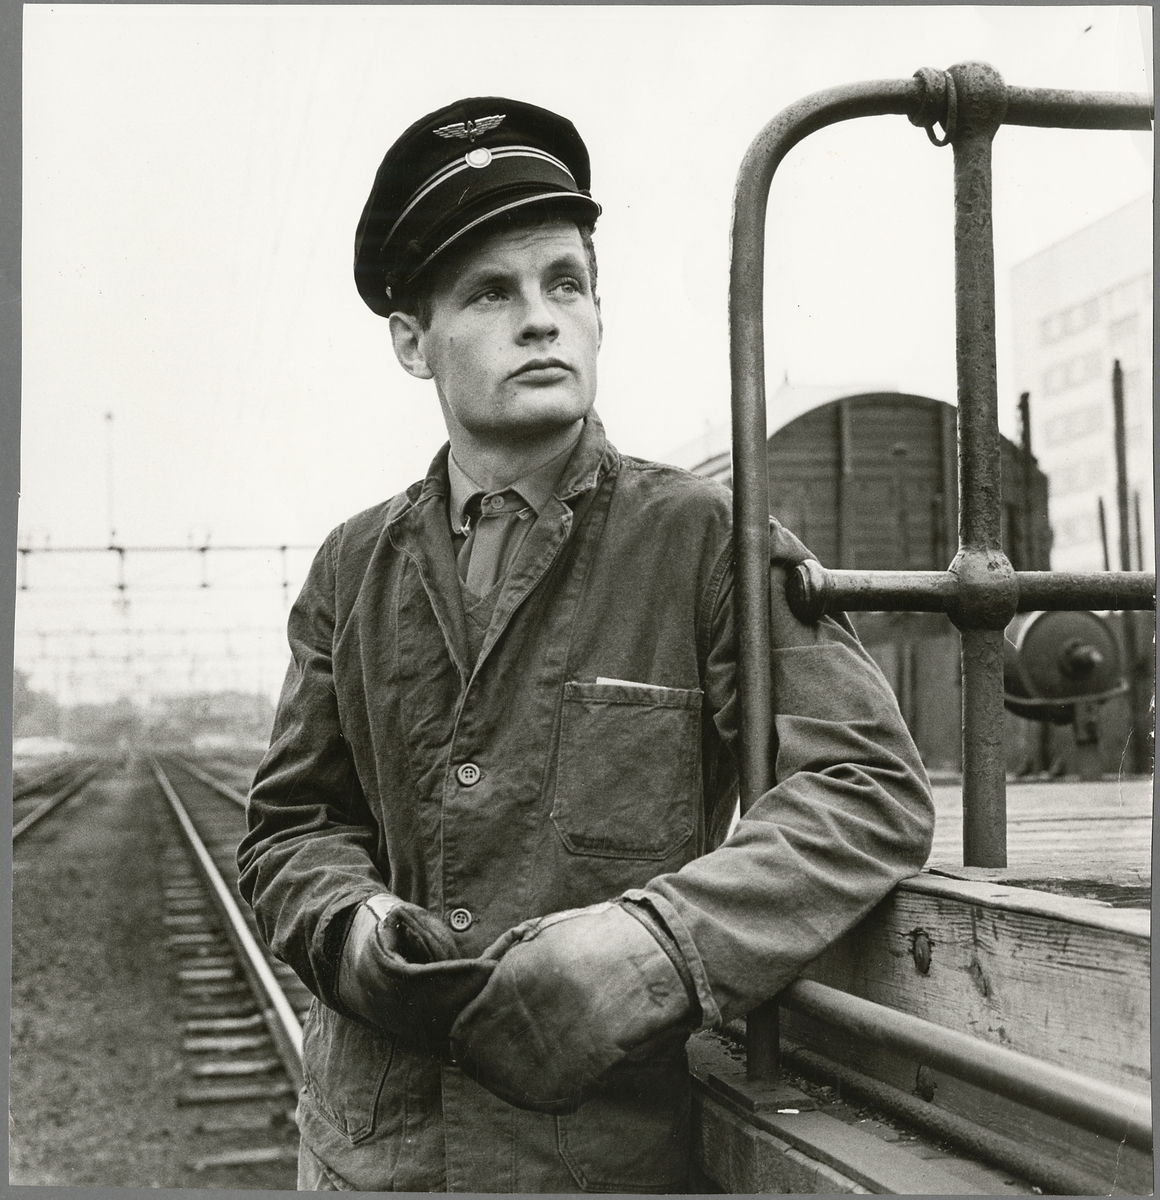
[
  {"x1": 911, "y1": 67, "x2": 958, "y2": 146},
  {"x1": 947, "y1": 548, "x2": 1019, "y2": 631}
]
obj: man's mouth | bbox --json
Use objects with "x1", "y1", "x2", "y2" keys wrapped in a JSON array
[{"x1": 511, "y1": 359, "x2": 571, "y2": 382}]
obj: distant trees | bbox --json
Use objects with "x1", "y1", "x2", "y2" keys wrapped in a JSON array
[
  {"x1": 12, "y1": 672, "x2": 274, "y2": 751},
  {"x1": 13, "y1": 670, "x2": 62, "y2": 740}
]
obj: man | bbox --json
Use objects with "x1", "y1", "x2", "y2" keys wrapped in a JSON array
[{"x1": 237, "y1": 96, "x2": 934, "y2": 1193}]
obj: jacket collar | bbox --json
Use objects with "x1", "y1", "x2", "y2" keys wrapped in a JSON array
[
  {"x1": 555, "y1": 410, "x2": 615, "y2": 502},
  {"x1": 386, "y1": 411, "x2": 616, "y2": 683},
  {"x1": 446, "y1": 437, "x2": 576, "y2": 535},
  {"x1": 400, "y1": 408, "x2": 615, "y2": 521}
]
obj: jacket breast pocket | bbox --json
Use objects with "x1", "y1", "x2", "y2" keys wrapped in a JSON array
[
  {"x1": 551, "y1": 680, "x2": 701, "y2": 860},
  {"x1": 301, "y1": 999, "x2": 396, "y2": 1143}
]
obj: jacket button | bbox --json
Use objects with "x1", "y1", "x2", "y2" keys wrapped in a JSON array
[
  {"x1": 448, "y1": 908, "x2": 473, "y2": 932},
  {"x1": 456, "y1": 763, "x2": 482, "y2": 787}
]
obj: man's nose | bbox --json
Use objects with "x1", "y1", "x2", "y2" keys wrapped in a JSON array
[{"x1": 517, "y1": 291, "x2": 559, "y2": 342}]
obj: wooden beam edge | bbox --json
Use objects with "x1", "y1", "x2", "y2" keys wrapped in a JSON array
[
  {"x1": 903, "y1": 869, "x2": 1150, "y2": 936},
  {"x1": 688, "y1": 1035, "x2": 1000, "y2": 1195}
]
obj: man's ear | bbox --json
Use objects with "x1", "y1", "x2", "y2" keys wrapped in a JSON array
[
  {"x1": 389, "y1": 311, "x2": 434, "y2": 380},
  {"x1": 594, "y1": 295, "x2": 603, "y2": 350}
]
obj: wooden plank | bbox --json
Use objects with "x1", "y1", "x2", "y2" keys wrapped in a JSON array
[
  {"x1": 801, "y1": 872, "x2": 1150, "y2": 1093},
  {"x1": 902, "y1": 872, "x2": 1150, "y2": 937},
  {"x1": 926, "y1": 778, "x2": 1153, "y2": 889},
  {"x1": 691, "y1": 1094, "x2": 866, "y2": 1195},
  {"x1": 781, "y1": 871, "x2": 1152, "y2": 1190}
]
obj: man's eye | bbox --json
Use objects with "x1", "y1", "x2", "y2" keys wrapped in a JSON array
[
  {"x1": 553, "y1": 278, "x2": 583, "y2": 296},
  {"x1": 473, "y1": 288, "x2": 505, "y2": 304}
]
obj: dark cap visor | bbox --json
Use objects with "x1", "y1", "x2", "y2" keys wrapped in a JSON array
[
  {"x1": 357, "y1": 189, "x2": 600, "y2": 317},
  {"x1": 354, "y1": 97, "x2": 599, "y2": 318}
]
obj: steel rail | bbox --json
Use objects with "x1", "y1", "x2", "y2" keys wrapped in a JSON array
[
  {"x1": 782, "y1": 979, "x2": 1152, "y2": 1154},
  {"x1": 12, "y1": 764, "x2": 103, "y2": 840},
  {"x1": 174, "y1": 756, "x2": 248, "y2": 808},
  {"x1": 786, "y1": 561, "x2": 1157, "y2": 620},
  {"x1": 12, "y1": 759, "x2": 79, "y2": 802},
  {"x1": 149, "y1": 758, "x2": 303, "y2": 1091}
]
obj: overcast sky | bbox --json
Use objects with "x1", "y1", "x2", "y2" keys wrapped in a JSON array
[{"x1": 16, "y1": 4, "x2": 1154, "y2": 703}]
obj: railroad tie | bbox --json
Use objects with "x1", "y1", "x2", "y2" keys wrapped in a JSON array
[
  {"x1": 183, "y1": 1034, "x2": 273, "y2": 1053},
  {"x1": 178, "y1": 1080, "x2": 296, "y2": 1105},
  {"x1": 190, "y1": 1056, "x2": 283, "y2": 1077},
  {"x1": 189, "y1": 1146, "x2": 300, "y2": 1171}
]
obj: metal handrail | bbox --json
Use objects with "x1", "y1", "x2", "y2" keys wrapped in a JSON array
[
  {"x1": 149, "y1": 758, "x2": 303, "y2": 1090},
  {"x1": 787, "y1": 562, "x2": 1157, "y2": 621},
  {"x1": 782, "y1": 979, "x2": 1152, "y2": 1153},
  {"x1": 728, "y1": 63, "x2": 1154, "y2": 1085}
]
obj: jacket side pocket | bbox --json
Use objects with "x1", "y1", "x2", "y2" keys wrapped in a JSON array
[
  {"x1": 552, "y1": 681, "x2": 701, "y2": 860},
  {"x1": 556, "y1": 1055, "x2": 691, "y2": 1192},
  {"x1": 301, "y1": 999, "x2": 396, "y2": 1143}
]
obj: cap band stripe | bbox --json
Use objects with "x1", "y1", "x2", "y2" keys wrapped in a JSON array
[
  {"x1": 384, "y1": 146, "x2": 577, "y2": 249},
  {"x1": 405, "y1": 191, "x2": 601, "y2": 284}
]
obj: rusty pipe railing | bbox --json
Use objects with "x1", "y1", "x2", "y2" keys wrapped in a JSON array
[
  {"x1": 730, "y1": 73, "x2": 940, "y2": 1084},
  {"x1": 786, "y1": 561, "x2": 1157, "y2": 620},
  {"x1": 729, "y1": 65, "x2": 1153, "y2": 1079},
  {"x1": 783, "y1": 979, "x2": 1152, "y2": 1153}
]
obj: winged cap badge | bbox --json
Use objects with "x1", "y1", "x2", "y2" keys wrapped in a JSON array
[{"x1": 433, "y1": 114, "x2": 506, "y2": 142}]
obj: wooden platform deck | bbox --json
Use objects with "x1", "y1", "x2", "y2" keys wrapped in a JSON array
[{"x1": 925, "y1": 775, "x2": 1152, "y2": 897}]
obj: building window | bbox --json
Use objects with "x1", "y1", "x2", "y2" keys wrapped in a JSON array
[
  {"x1": 1038, "y1": 273, "x2": 1152, "y2": 345},
  {"x1": 1049, "y1": 456, "x2": 1106, "y2": 497},
  {"x1": 1042, "y1": 350, "x2": 1104, "y2": 396},
  {"x1": 1044, "y1": 403, "x2": 1104, "y2": 446},
  {"x1": 1041, "y1": 296, "x2": 1101, "y2": 345}
]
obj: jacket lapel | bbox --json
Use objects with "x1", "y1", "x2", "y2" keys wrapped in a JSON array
[
  {"x1": 472, "y1": 414, "x2": 616, "y2": 674},
  {"x1": 386, "y1": 416, "x2": 617, "y2": 686},
  {"x1": 387, "y1": 449, "x2": 472, "y2": 683}
]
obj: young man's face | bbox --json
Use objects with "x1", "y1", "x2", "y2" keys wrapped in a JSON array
[{"x1": 391, "y1": 218, "x2": 602, "y2": 444}]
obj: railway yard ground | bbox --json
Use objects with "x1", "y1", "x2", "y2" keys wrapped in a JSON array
[
  {"x1": 10, "y1": 751, "x2": 299, "y2": 1190},
  {"x1": 8, "y1": 749, "x2": 1154, "y2": 1192}
]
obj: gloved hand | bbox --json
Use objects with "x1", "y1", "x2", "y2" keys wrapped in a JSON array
[
  {"x1": 448, "y1": 898, "x2": 699, "y2": 1114},
  {"x1": 337, "y1": 894, "x2": 497, "y2": 1053}
]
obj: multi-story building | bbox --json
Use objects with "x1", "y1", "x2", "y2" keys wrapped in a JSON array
[{"x1": 1011, "y1": 196, "x2": 1153, "y2": 573}]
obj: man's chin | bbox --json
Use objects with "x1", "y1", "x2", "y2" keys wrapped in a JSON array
[{"x1": 481, "y1": 398, "x2": 595, "y2": 441}]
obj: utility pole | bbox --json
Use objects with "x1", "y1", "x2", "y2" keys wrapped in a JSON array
[
  {"x1": 104, "y1": 411, "x2": 116, "y2": 544},
  {"x1": 1018, "y1": 392, "x2": 1035, "y2": 569},
  {"x1": 1097, "y1": 497, "x2": 1110, "y2": 572},
  {"x1": 1112, "y1": 361, "x2": 1150, "y2": 774}
]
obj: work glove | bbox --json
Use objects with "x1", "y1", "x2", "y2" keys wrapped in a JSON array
[
  {"x1": 448, "y1": 898, "x2": 699, "y2": 1114},
  {"x1": 337, "y1": 894, "x2": 497, "y2": 1054}
]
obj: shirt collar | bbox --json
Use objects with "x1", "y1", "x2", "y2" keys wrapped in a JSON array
[{"x1": 447, "y1": 431, "x2": 583, "y2": 535}]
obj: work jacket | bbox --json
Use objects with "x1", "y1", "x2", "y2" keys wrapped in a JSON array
[{"x1": 237, "y1": 413, "x2": 934, "y2": 1193}]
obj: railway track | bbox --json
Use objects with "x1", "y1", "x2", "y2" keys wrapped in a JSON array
[
  {"x1": 12, "y1": 756, "x2": 104, "y2": 840},
  {"x1": 147, "y1": 756, "x2": 310, "y2": 1181}
]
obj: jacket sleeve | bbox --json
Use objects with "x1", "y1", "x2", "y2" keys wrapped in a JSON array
[
  {"x1": 633, "y1": 519, "x2": 935, "y2": 1029},
  {"x1": 235, "y1": 526, "x2": 390, "y2": 1009}
]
